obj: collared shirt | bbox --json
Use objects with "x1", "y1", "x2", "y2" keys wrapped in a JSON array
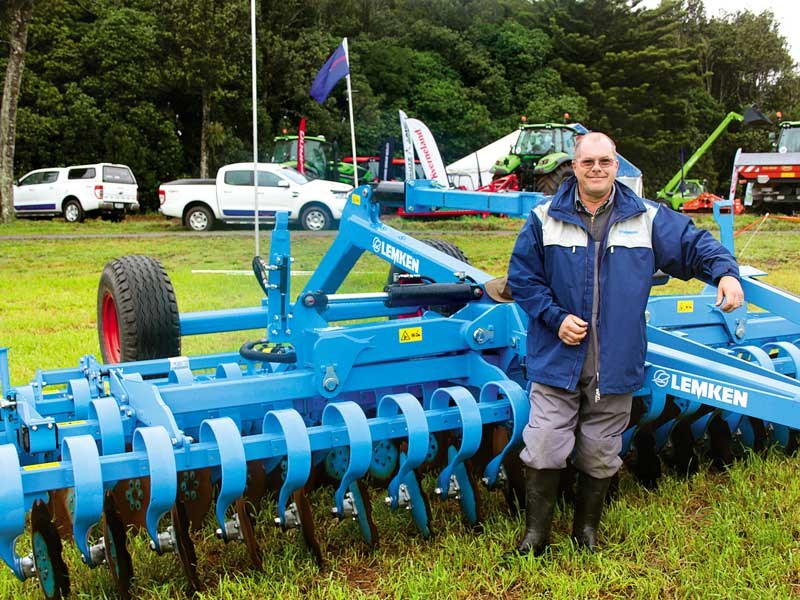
[
  {"x1": 575, "y1": 184, "x2": 616, "y2": 242},
  {"x1": 573, "y1": 185, "x2": 617, "y2": 391}
]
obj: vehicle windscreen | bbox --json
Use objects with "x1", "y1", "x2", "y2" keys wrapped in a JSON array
[
  {"x1": 515, "y1": 130, "x2": 556, "y2": 155},
  {"x1": 279, "y1": 167, "x2": 309, "y2": 185},
  {"x1": 103, "y1": 166, "x2": 136, "y2": 184},
  {"x1": 778, "y1": 128, "x2": 800, "y2": 153},
  {"x1": 272, "y1": 140, "x2": 297, "y2": 163}
]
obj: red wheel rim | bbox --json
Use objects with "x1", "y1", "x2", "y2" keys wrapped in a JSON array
[{"x1": 102, "y1": 292, "x2": 121, "y2": 363}]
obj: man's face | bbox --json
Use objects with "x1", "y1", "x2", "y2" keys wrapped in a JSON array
[{"x1": 572, "y1": 135, "x2": 619, "y2": 203}]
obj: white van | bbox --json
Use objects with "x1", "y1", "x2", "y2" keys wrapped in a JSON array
[{"x1": 13, "y1": 163, "x2": 139, "y2": 222}]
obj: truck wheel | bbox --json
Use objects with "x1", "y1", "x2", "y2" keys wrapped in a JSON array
[
  {"x1": 535, "y1": 163, "x2": 574, "y2": 196},
  {"x1": 63, "y1": 199, "x2": 85, "y2": 223},
  {"x1": 97, "y1": 255, "x2": 181, "y2": 363},
  {"x1": 185, "y1": 205, "x2": 214, "y2": 232},
  {"x1": 300, "y1": 204, "x2": 333, "y2": 231}
]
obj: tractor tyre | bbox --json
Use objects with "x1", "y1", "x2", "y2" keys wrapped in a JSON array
[
  {"x1": 386, "y1": 239, "x2": 470, "y2": 317},
  {"x1": 535, "y1": 163, "x2": 574, "y2": 196},
  {"x1": 97, "y1": 255, "x2": 181, "y2": 363}
]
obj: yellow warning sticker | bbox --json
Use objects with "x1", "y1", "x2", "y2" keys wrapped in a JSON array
[
  {"x1": 351, "y1": 193, "x2": 361, "y2": 205},
  {"x1": 58, "y1": 420, "x2": 87, "y2": 427},
  {"x1": 677, "y1": 300, "x2": 694, "y2": 313},
  {"x1": 399, "y1": 327, "x2": 423, "y2": 343},
  {"x1": 23, "y1": 461, "x2": 60, "y2": 471}
]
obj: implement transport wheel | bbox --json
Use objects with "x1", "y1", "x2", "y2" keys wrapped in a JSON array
[
  {"x1": 31, "y1": 500, "x2": 70, "y2": 600},
  {"x1": 97, "y1": 255, "x2": 181, "y2": 363},
  {"x1": 103, "y1": 491, "x2": 134, "y2": 600},
  {"x1": 534, "y1": 163, "x2": 574, "y2": 196}
]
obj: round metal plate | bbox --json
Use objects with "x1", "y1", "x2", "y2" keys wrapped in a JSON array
[
  {"x1": 31, "y1": 500, "x2": 70, "y2": 600},
  {"x1": 103, "y1": 491, "x2": 133, "y2": 600}
]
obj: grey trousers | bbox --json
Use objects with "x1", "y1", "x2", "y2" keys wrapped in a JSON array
[{"x1": 519, "y1": 378, "x2": 633, "y2": 479}]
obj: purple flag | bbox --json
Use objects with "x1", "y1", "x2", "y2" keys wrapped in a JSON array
[{"x1": 310, "y1": 41, "x2": 349, "y2": 104}]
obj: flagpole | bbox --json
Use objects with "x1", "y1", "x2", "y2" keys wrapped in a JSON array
[
  {"x1": 250, "y1": 0, "x2": 260, "y2": 256},
  {"x1": 342, "y1": 38, "x2": 358, "y2": 187}
]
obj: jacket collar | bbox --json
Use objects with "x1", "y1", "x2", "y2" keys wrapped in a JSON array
[{"x1": 548, "y1": 176, "x2": 646, "y2": 225}]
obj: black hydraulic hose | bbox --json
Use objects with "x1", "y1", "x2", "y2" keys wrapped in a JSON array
[{"x1": 239, "y1": 339, "x2": 297, "y2": 363}]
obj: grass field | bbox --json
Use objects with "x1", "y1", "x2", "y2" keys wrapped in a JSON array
[{"x1": 0, "y1": 213, "x2": 799, "y2": 599}]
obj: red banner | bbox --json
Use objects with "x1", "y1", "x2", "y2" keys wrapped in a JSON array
[{"x1": 298, "y1": 117, "x2": 307, "y2": 174}]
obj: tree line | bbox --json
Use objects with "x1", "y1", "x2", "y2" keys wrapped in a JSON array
[{"x1": 1, "y1": 0, "x2": 797, "y2": 218}]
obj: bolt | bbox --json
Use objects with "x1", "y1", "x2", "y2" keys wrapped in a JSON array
[
  {"x1": 273, "y1": 517, "x2": 282, "y2": 527},
  {"x1": 215, "y1": 528, "x2": 223, "y2": 539},
  {"x1": 31, "y1": 425, "x2": 37, "y2": 432},
  {"x1": 384, "y1": 496, "x2": 393, "y2": 506},
  {"x1": 331, "y1": 507, "x2": 338, "y2": 515},
  {"x1": 48, "y1": 423, "x2": 54, "y2": 430},
  {"x1": 481, "y1": 477, "x2": 489, "y2": 486},
  {"x1": 434, "y1": 487, "x2": 442, "y2": 495},
  {"x1": 171, "y1": 437, "x2": 178, "y2": 445}
]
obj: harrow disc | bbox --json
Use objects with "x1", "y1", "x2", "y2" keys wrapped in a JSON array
[
  {"x1": 103, "y1": 491, "x2": 133, "y2": 600},
  {"x1": 31, "y1": 500, "x2": 70, "y2": 600},
  {"x1": 177, "y1": 468, "x2": 214, "y2": 531},
  {"x1": 234, "y1": 498, "x2": 261, "y2": 569},
  {"x1": 293, "y1": 489, "x2": 324, "y2": 568},
  {"x1": 171, "y1": 500, "x2": 202, "y2": 593}
]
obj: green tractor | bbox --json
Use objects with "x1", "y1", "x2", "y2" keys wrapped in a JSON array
[
  {"x1": 491, "y1": 123, "x2": 579, "y2": 194},
  {"x1": 271, "y1": 134, "x2": 366, "y2": 185}
]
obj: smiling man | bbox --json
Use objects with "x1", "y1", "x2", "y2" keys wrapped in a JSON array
[{"x1": 506, "y1": 131, "x2": 744, "y2": 556}]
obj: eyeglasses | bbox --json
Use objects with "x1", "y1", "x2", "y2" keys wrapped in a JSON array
[{"x1": 574, "y1": 158, "x2": 616, "y2": 169}]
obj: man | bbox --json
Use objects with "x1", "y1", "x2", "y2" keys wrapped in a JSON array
[{"x1": 507, "y1": 132, "x2": 743, "y2": 555}]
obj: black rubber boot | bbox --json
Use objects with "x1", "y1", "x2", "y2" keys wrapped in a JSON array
[
  {"x1": 514, "y1": 468, "x2": 561, "y2": 556},
  {"x1": 572, "y1": 471, "x2": 613, "y2": 551}
]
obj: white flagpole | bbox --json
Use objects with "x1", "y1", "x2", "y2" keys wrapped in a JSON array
[
  {"x1": 250, "y1": 0, "x2": 260, "y2": 256},
  {"x1": 342, "y1": 38, "x2": 358, "y2": 187}
]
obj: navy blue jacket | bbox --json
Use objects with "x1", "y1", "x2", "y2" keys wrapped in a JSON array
[{"x1": 508, "y1": 178, "x2": 739, "y2": 394}]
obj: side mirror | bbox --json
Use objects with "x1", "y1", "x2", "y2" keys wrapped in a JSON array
[{"x1": 277, "y1": 180, "x2": 290, "y2": 188}]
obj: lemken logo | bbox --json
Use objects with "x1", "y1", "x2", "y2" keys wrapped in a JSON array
[
  {"x1": 372, "y1": 237, "x2": 420, "y2": 273},
  {"x1": 651, "y1": 369, "x2": 748, "y2": 408}
]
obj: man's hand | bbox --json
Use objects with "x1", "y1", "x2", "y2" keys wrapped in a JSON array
[
  {"x1": 716, "y1": 275, "x2": 745, "y2": 313},
  {"x1": 558, "y1": 314, "x2": 588, "y2": 346}
]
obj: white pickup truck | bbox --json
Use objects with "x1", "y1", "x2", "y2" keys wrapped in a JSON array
[
  {"x1": 158, "y1": 163, "x2": 352, "y2": 231},
  {"x1": 13, "y1": 163, "x2": 139, "y2": 222}
]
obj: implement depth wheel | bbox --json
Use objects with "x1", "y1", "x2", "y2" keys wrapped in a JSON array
[{"x1": 97, "y1": 255, "x2": 181, "y2": 363}]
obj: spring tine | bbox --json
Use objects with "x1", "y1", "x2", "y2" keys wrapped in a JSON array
[
  {"x1": 321, "y1": 402, "x2": 372, "y2": 517},
  {"x1": 350, "y1": 480, "x2": 378, "y2": 546},
  {"x1": 397, "y1": 460, "x2": 433, "y2": 539},
  {"x1": 102, "y1": 491, "x2": 133, "y2": 600},
  {"x1": 198, "y1": 418, "x2": 247, "y2": 538},
  {"x1": 478, "y1": 380, "x2": 527, "y2": 487},
  {"x1": 448, "y1": 446, "x2": 481, "y2": 527},
  {"x1": 88, "y1": 397, "x2": 125, "y2": 456},
  {"x1": 429, "y1": 386, "x2": 482, "y2": 500},
  {"x1": 0, "y1": 445, "x2": 27, "y2": 580},
  {"x1": 30, "y1": 499, "x2": 70, "y2": 600},
  {"x1": 262, "y1": 409, "x2": 311, "y2": 526},
  {"x1": 377, "y1": 393, "x2": 429, "y2": 507},
  {"x1": 132, "y1": 427, "x2": 178, "y2": 552},
  {"x1": 61, "y1": 435, "x2": 104, "y2": 566}
]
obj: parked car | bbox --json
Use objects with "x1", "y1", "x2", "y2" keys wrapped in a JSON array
[
  {"x1": 13, "y1": 163, "x2": 139, "y2": 222},
  {"x1": 158, "y1": 163, "x2": 352, "y2": 232}
]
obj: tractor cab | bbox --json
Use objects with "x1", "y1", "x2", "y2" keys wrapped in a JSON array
[
  {"x1": 775, "y1": 122, "x2": 800, "y2": 153},
  {"x1": 492, "y1": 123, "x2": 580, "y2": 193},
  {"x1": 272, "y1": 135, "x2": 332, "y2": 181}
]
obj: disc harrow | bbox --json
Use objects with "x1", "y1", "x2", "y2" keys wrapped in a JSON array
[{"x1": 1, "y1": 184, "x2": 799, "y2": 597}]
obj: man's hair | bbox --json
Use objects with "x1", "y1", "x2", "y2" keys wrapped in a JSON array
[{"x1": 574, "y1": 132, "x2": 617, "y2": 158}]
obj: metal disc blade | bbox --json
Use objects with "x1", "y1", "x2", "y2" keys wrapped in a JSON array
[
  {"x1": 292, "y1": 489, "x2": 324, "y2": 569},
  {"x1": 170, "y1": 500, "x2": 202, "y2": 593},
  {"x1": 234, "y1": 498, "x2": 261, "y2": 570},
  {"x1": 103, "y1": 491, "x2": 133, "y2": 600},
  {"x1": 31, "y1": 500, "x2": 70, "y2": 600}
]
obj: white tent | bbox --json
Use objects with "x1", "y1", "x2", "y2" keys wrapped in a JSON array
[{"x1": 446, "y1": 131, "x2": 519, "y2": 190}]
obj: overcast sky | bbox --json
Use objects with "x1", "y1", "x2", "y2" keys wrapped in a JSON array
[{"x1": 642, "y1": 0, "x2": 798, "y2": 65}]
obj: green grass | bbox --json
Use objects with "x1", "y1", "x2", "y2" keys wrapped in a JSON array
[{"x1": 1, "y1": 215, "x2": 799, "y2": 599}]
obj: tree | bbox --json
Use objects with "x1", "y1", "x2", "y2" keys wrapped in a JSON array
[{"x1": 0, "y1": 0, "x2": 35, "y2": 224}]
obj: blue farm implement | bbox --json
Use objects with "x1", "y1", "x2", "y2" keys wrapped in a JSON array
[{"x1": 1, "y1": 182, "x2": 800, "y2": 598}]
